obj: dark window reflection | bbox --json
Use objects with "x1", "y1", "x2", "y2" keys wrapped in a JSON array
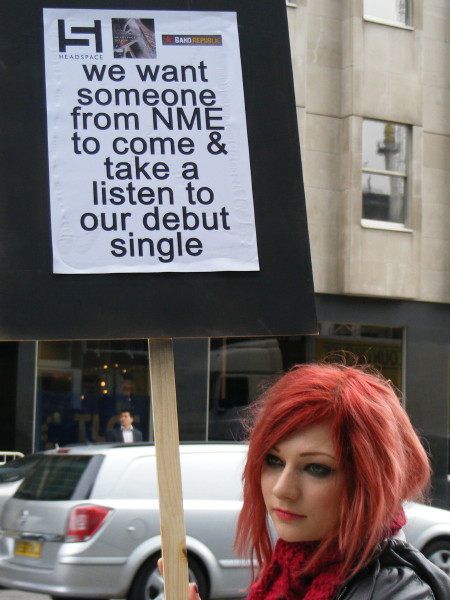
[
  {"x1": 208, "y1": 327, "x2": 403, "y2": 441},
  {"x1": 36, "y1": 329, "x2": 404, "y2": 448},
  {"x1": 37, "y1": 340, "x2": 150, "y2": 450}
]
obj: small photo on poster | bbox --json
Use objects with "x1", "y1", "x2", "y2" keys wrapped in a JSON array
[{"x1": 112, "y1": 18, "x2": 156, "y2": 58}]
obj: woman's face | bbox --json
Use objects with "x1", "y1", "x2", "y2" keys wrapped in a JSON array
[{"x1": 261, "y1": 421, "x2": 344, "y2": 542}]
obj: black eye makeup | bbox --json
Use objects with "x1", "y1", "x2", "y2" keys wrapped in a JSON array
[
  {"x1": 304, "y1": 463, "x2": 334, "y2": 478},
  {"x1": 264, "y1": 452, "x2": 335, "y2": 478},
  {"x1": 264, "y1": 453, "x2": 284, "y2": 467}
]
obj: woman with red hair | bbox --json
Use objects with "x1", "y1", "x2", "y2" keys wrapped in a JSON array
[{"x1": 187, "y1": 361, "x2": 450, "y2": 599}]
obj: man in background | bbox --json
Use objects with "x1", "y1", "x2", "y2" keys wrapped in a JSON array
[{"x1": 107, "y1": 408, "x2": 143, "y2": 443}]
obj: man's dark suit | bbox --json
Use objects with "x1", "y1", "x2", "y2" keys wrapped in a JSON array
[{"x1": 107, "y1": 427, "x2": 143, "y2": 442}]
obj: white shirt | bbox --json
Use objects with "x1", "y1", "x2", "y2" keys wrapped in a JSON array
[{"x1": 121, "y1": 427, "x2": 134, "y2": 443}]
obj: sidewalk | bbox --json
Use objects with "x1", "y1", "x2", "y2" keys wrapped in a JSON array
[
  {"x1": 0, "y1": 589, "x2": 243, "y2": 600},
  {"x1": 0, "y1": 592, "x2": 49, "y2": 600}
]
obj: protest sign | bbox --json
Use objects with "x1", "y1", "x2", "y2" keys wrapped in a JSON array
[
  {"x1": 0, "y1": 2, "x2": 316, "y2": 598},
  {"x1": 43, "y1": 9, "x2": 258, "y2": 274},
  {"x1": 0, "y1": 0, "x2": 316, "y2": 340}
]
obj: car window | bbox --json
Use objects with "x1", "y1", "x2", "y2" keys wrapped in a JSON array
[
  {"x1": 14, "y1": 454, "x2": 103, "y2": 501},
  {"x1": 0, "y1": 454, "x2": 42, "y2": 483}
]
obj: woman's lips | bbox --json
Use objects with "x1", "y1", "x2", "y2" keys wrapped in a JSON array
[{"x1": 273, "y1": 508, "x2": 306, "y2": 521}]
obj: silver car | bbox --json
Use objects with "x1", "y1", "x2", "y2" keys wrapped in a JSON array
[
  {"x1": 0, "y1": 454, "x2": 43, "y2": 517},
  {"x1": 403, "y1": 501, "x2": 450, "y2": 576},
  {"x1": 0, "y1": 443, "x2": 249, "y2": 600}
]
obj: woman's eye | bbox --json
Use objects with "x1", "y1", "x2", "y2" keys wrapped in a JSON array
[
  {"x1": 305, "y1": 463, "x2": 333, "y2": 478},
  {"x1": 264, "y1": 453, "x2": 284, "y2": 467}
]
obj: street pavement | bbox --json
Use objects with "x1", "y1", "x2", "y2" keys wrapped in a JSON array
[
  {"x1": 0, "y1": 592, "x2": 49, "y2": 600},
  {"x1": 0, "y1": 592, "x2": 48, "y2": 600},
  {"x1": 0, "y1": 591, "x2": 243, "y2": 600}
]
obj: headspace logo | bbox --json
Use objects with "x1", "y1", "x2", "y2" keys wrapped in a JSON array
[{"x1": 58, "y1": 19, "x2": 103, "y2": 52}]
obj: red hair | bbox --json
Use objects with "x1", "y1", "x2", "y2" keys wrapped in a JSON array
[{"x1": 235, "y1": 360, "x2": 430, "y2": 580}]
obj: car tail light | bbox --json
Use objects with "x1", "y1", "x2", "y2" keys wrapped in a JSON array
[{"x1": 65, "y1": 504, "x2": 112, "y2": 542}]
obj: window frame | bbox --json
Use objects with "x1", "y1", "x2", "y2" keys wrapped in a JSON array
[
  {"x1": 361, "y1": 119, "x2": 412, "y2": 230},
  {"x1": 363, "y1": 0, "x2": 413, "y2": 29}
]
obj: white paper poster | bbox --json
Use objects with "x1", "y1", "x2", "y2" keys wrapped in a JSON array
[{"x1": 43, "y1": 9, "x2": 259, "y2": 273}]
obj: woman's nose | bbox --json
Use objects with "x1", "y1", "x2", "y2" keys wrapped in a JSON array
[{"x1": 273, "y1": 467, "x2": 299, "y2": 500}]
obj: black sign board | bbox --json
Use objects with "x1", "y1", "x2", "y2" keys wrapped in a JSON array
[{"x1": 0, "y1": 0, "x2": 316, "y2": 340}]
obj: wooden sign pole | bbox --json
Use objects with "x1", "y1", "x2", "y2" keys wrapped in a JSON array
[{"x1": 149, "y1": 338, "x2": 189, "y2": 600}]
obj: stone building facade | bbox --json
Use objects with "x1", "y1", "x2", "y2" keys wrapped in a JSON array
[{"x1": 287, "y1": 0, "x2": 448, "y2": 302}]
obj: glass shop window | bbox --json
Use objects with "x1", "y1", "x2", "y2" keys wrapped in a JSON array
[
  {"x1": 364, "y1": 0, "x2": 412, "y2": 27},
  {"x1": 208, "y1": 337, "x2": 284, "y2": 441},
  {"x1": 37, "y1": 340, "x2": 151, "y2": 450},
  {"x1": 362, "y1": 120, "x2": 410, "y2": 226},
  {"x1": 208, "y1": 327, "x2": 404, "y2": 441},
  {"x1": 317, "y1": 322, "x2": 404, "y2": 392}
]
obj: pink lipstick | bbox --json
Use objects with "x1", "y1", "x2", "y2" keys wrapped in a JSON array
[{"x1": 273, "y1": 508, "x2": 306, "y2": 521}]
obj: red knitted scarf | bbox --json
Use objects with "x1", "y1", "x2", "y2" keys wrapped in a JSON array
[
  {"x1": 246, "y1": 510, "x2": 407, "y2": 600},
  {"x1": 246, "y1": 539, "x2": 345, "y2": 600}
]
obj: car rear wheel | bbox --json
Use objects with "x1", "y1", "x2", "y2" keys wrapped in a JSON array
[
  {"x1": 127, "y1": 553, "x2": 208, "y2": 600},
  {"x1": 421, "y1": 539, "x2": 450, "y2": 576}
]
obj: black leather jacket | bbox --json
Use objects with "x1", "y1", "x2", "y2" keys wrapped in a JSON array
[{"x1": 335, "y1": 539, "x2": 450, "y2": 599}]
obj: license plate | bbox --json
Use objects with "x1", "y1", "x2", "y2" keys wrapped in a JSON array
[{"x1": 14, "y1": 540, "x2": 42, "y2": 558}]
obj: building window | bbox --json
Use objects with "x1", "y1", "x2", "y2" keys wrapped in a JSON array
[
  {"x1": 207, "y1": 327, "x2": 404, "y2": 441},
  {"x1": 362, "y1": 120, "x2": 409, "y2": 225},
  {"x1": 317, "y1": 322, "x2": 404, "y2": 392},
  {"x1": 364, "y1": 0, "x2": 412, "y2": 27},
  {"x1": 35, "y1": 339, "x2": 209, "y2": 450},
  {"x1": 208, "y1": 337, "x2": 283, "y2": 440},
  {"x1": 36, "y1": 340, "x2": 152, "y2": 449}
]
